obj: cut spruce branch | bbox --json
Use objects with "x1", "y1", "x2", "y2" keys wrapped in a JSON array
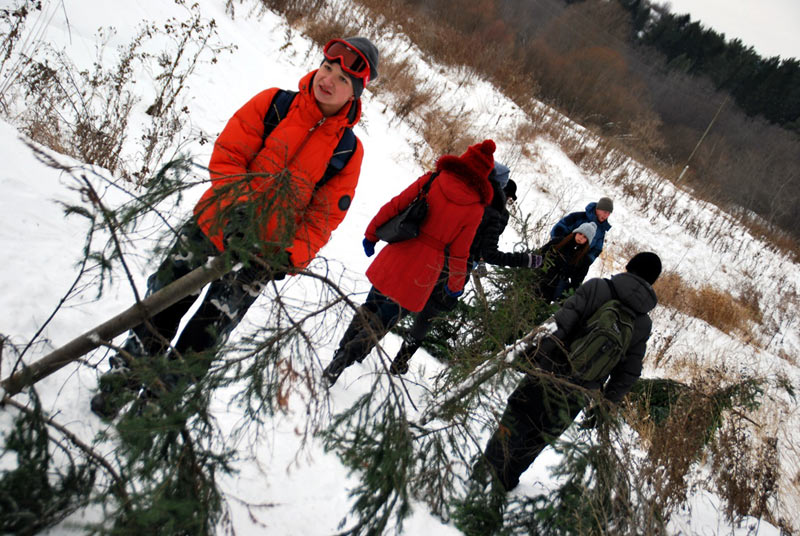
[
  {"x1": 0, "y1": 255, "x2": 230, "y2": 398},
  {"x1": 3, "y1": 396, "x2": 131, "y2": 506},
  {"x1": 417, "y1": 319, "x2": 556, "y2": 426}
]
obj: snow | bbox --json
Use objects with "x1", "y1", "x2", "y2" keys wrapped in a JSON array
[{"x1": 1, "y1": 0, "x2": 797, "y2": 534}]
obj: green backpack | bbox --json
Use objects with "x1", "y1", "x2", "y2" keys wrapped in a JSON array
[{"x1": 567, "y1": 281, "x2": 635, "y2": 382}]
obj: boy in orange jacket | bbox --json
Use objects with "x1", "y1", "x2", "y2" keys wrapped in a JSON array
[{"x1": 91, "y1": 37, "x2": 379, "y2": 418}]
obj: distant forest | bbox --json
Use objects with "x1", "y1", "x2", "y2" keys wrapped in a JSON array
[
  {"x1": 375, "y1": 0, "x2": 799, "y2": 243},
  {"x1": 617, "y1": 0, "x2": 800, "y2": 133}
]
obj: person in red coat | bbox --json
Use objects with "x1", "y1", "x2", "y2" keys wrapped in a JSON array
[
  {"x1": 91, "y1": 38, "x2": 379, "y2": 418},
  {"x1": 323, "y1": 140, "x2": 497, "y2": 386}
]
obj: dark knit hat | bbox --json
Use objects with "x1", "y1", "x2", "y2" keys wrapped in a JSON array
[
  {"x1": 626, "y1": 252, "x2": 662, "y2": 285},
  {"x1": 458, "y1": 139, "x2": 496, "y2": 180},
  {"x1": 492, "y1": 162, "x2": 510, "y2": 188},
  {"x1": 503, "y1": 179, "x2": 517, "y2": 201},
  {"x1": 343, "y1": 37, "x2": 379, "y2": 100},
  {"x1": 596, "y1": 196, "x2": 614, "y2": 213}
]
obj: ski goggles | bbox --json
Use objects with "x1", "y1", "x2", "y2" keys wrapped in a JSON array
[{"x1": 323, "y1": 39, "x2": 371, "y2": 86}]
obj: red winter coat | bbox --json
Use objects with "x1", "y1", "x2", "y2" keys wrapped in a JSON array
[
  {"x1": 365, "y1": 157, "x2": 494, "y2": 312},
  {"x1": 193, "y1": 70, "x2": 364, "y2": 269}
]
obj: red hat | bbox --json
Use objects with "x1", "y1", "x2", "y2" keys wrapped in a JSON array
[{"x1": 458, "y1": 139, "x2": 496, "y2": 179}]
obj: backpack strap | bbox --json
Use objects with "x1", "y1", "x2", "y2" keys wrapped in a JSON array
[
  {"x1": 314, "y1": 128, "x2": 357, "y2": 192},
  {"x1": 262, "y1": 89, "x2": 297, "y2": 145},
  {"x1": 605, "y1": 278, "x2": 636, "y2": 360}
]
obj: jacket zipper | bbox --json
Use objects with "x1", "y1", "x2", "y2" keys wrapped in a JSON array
[{"x1": 286, "y1": 117, "x2": 325, "y2": 170}]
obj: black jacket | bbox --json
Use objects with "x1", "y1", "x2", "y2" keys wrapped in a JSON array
[
  {"x1": 535, "y1": 235, "x2": 591, "y2": 301},
  {"x1": 469, "y1": 180, "x2": 532, "y2": 268},
  {"x1": 549, "y1": 272, "x2": 657, "y2": 403}
]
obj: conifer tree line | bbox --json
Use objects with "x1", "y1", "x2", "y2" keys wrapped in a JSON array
[{"x1": 617, "y1": 0, "x2": 800, "y2": 131}]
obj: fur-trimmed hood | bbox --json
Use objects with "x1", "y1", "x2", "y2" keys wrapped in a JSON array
[{"x1": 435, "y1": 154, "x2": 494, "y2": 205}]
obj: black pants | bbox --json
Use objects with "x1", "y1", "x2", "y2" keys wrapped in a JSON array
[
  {"x1": 481, "y1": 374, "x2": 586, "y2": 491},
  {"x1": 408, "y1": 277, "x2": 459, "y2": 343},
  {"x1": 120, "y1": 220, "x2": 276, "y2": 374},
  {"x1": 335, "y1": 286, "x2": 409, "y2": 366}
]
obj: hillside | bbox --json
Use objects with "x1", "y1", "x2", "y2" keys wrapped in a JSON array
[{"x1": 1, "y1": 1, "x2": 798, "y2": 534}]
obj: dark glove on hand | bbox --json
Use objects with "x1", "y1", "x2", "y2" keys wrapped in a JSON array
[
  {"x1": 363, "y1": 238, "x2": 376, "y2": 257},
  {"x1": 224, "y1": 208, "x2": 261, "y2": 264},
  {"x1": 580, "y1": 404, "x2": 613, "y2": 430},
  {"x1": 530, "y1": 254, "x2": 543, "y2": 269},
  {"x1": 270, "y1": 251, "x2": 291, "y2": 280}
]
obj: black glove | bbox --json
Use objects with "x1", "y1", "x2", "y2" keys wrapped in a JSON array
[
  {"x1": 580, "y1": 404, "x2": 614, "y2": 430},
  {"x1": 223, "y1": 207, "x2": 262, "y2": 264},
  {"x1": 263, "y1": 250, "x2": 291, "y2": 280},
  {"x1": 438, "y1": 284, "x2": 460, "y2": 309},
  {"x1": 363, "y1": 238, "x2": 376, "y2": 257}
]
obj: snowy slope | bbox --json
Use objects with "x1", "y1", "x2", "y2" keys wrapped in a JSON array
[{"x1": 1, "y1": 1, "x2": 797, "y2": 534}]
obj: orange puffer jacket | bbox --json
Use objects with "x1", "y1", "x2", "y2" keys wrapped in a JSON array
[{"x1": 194, "y1": 70, "x2": 363, "y2": 269}]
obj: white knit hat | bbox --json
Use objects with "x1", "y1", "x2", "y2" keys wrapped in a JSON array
[{"x1": 574, "y1": 222, "x2": 597, "y2": 243}]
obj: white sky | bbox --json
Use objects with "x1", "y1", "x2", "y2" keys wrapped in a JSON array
[{"x1": 656, "y1": 0, "x2": 800, "y2": 60}]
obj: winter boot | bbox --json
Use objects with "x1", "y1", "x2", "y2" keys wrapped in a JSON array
[
  {"x1": 452, "y1": 460, "x2": 508, "y2": 535},
  {"x1": 90, "y1": 336, "x2": 148, "y2": 419},
  {"x1": 324, "y1": 306, "x2": 387, "y2": 386},
  {"x1": 90, "y1": 363, "x2": 139, "y2": 420},
  {"x1": 323, "y1": 349, "x2": 353, "y2": 386},
  {"x1": 389, "y1": 341, "x2": 420, "y2": 376}
]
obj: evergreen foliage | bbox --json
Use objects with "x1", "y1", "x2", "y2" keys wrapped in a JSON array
[
  {"x1": 99, "y1": 382, "x2": 230, "y2": 535},
  {"x1": 0, "y1": 392, "x2": 96, "y2": 535},
  {"x1": 321, "y1": 388, "x2": 415, "y2": 535},
  {"x1": 452, "y1": 376, "x2": 768, "y2": 535},
  {"x1": 628, "y1": 376, "x2": 763, "y2": 444},
  {"x1": 504, "y1": 425, "x2": 667, "y2": 536}
]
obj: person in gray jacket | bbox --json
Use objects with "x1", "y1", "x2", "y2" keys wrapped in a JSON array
[{"x1": 475, "y1": 251, "x2": 661, "y2": 492}]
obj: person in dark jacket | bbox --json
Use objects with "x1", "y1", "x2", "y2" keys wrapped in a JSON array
[
  {"x1": 534, "y1": 221, "x2": 596, "y2": 303},
  {"x1": 550, "y1": 197, "x2": 613, "y2": 268},
  {"x1": 476, "y1": 252, "x2": 661, "y2": 493},
  {"x1": 323, "y1": 140, "x2": 497, "y2": 386},
  {"x1": 388, "y1": 164, "x2": 542, "y2": 375},
  {"x1": 91, "y1": 37, "x2": 380, "y2": 418}
]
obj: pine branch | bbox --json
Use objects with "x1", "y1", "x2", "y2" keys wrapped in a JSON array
[
  {"x1": 418, "y1": 320, "x2": 556, "y2": 426},
  {"x1": 2, "y1": 396, "x2": 130, "y2": 507}
]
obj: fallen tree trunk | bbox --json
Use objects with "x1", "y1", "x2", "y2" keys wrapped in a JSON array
[{"x1": 1, "y1": 256, "x2": 230, "y2": 398}]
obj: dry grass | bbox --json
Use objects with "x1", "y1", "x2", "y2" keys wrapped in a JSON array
[
  {"x1": 625, "y1": 383, "x2": 716, "y2": 510},
  {"x1": 623, "y1": 368, "x2": 789, "y2": 529},
  {"x1": 740, "y1": 215, "x2": 800, "y2": 264},
  {"x1": 711, "y1": 421, "x2": 781, "y2": 527},
  {"x1": 653, "y1": 271, "x2": 762, "y2": 342},
  {"x1": 5, "y1": 6, "x2": 227, "y2": 182}
]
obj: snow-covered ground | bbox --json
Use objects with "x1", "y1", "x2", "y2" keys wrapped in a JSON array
[{"x1": 1, "y1": 1, "x2": 797, "y2": 534}]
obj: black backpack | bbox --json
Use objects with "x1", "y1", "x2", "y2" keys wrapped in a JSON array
[{"x1": 262, "y1": 89, "x2": 357, "y2": 192}]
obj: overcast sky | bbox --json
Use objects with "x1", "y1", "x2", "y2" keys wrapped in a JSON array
[{"x1": 655, "y1": 0, "x2": 800, "y2": 60}]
